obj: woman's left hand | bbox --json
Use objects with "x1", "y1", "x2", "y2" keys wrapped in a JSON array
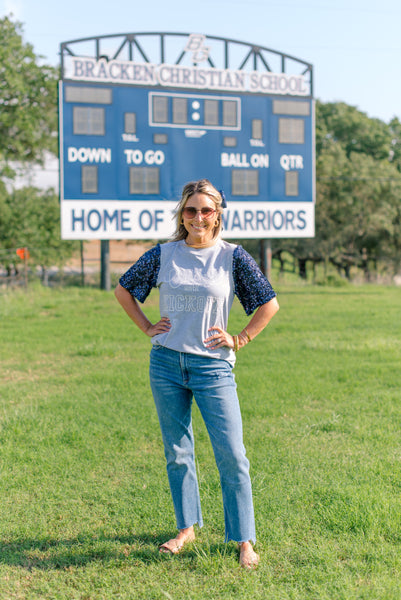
[{"x1": 204, "y1": 327, "x2": 234, "y2": 350}]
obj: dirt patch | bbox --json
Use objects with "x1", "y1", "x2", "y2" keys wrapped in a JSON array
[{"x1": 67, "y1": 240, "x2": 152, "y2": 273}]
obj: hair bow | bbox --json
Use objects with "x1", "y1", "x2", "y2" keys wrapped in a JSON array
[{"x1": 219, "y1": 190, "x2": 227, "y2": 208}]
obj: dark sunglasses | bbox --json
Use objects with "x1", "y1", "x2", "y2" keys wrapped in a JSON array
[{"x1": 182, "y1": 206, "x2": 216, "y2": 219}]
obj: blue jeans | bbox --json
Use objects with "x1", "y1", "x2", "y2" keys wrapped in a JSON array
[{"x1": 149, "y1": 345, "x2": 256, "y2": 543}]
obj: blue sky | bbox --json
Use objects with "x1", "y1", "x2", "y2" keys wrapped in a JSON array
[{"x1": 1, "y1": 0, "x2": 400, "y2": 125}]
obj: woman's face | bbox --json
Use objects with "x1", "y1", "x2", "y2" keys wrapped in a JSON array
[{"x1": 182, "y1": 192, "x2": 218, "y2": 245}]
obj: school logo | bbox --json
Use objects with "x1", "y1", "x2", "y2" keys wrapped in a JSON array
[{"x1": 183, "y1": 34, "x2": 210, "y2": 64}]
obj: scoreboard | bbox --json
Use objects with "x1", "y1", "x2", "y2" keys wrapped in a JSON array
[{"x1": 59, "y1": 33, "x2": 315, "y2": 240}]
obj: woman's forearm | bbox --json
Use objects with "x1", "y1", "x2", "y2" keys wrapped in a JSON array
[
  {"x1": 114, "y1": 283, "x2": 153, "y2": 334},
  {"x1": 114, "y1": 283, "x2": 171, "y2": 338},
  {"x1": 238, "y1": 297, "x2": 279, "y2": 348}
]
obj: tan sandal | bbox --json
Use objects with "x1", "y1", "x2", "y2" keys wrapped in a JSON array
[
  {"x1": 159, "y1": 532, "x2": 195, "y2": 555},
  {"x1": 239, "y1": 545, "x2": 260, "y2": 569}
]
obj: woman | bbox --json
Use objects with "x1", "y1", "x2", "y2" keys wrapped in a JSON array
[{"x1": 115, "y1": 179, "x2": 279, "y2": 568}]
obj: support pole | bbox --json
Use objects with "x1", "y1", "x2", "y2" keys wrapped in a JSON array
[
  {"x1": 80, "y1": 241, "x2": 85, "y2": 287},
  {"x1": 100, "y1": 240, "x2": 111, "y2": 291}
]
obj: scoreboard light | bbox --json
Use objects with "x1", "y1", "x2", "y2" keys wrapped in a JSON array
[{"x1": 148, "y1": 92, "x2": 242, "y2": 131}]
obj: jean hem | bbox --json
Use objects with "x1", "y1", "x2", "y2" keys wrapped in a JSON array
[
  {"x1": 224, "y1": 534, "x2": 256, "y2": 544},
  {"x1": 176, "y1": 520, "x2": 203, "y2": 531}
]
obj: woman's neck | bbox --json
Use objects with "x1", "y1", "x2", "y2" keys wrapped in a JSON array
[{"x1": 184, "y1": 237, "x2": 218, "y2": 249}]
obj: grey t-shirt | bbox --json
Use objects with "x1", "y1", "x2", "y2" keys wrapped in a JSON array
[{"x1": 153, "y1": 239, "x2": 236, "y2": 364}]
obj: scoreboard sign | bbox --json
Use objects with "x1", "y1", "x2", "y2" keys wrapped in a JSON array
[{"x1": 59, "y1": 33, "x2": 315, "y2": 240}]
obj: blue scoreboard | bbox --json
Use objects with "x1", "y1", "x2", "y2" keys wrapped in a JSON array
[{"x1": 59, "y1": 33, "x2": 315, "y2": 240}]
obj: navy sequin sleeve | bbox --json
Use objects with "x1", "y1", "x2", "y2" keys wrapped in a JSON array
[
  {"x1": 119, "y1": 244, "x2": 161, "y2": 303},
  {"x1": 233, "y1": 245, "x2": 277, "y2": 315}
]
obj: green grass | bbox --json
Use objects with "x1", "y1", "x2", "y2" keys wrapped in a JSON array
[{"x1": 0, "y1": 281, "x2": 400, "y2": 599}]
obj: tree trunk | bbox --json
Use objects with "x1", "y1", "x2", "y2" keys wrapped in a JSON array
[
  {"x1": 298, "y1": 258, "x2": 307, "y2": 279},
  {"x1": 41, "y1": 266, "x2": 49, "y2": 286}
]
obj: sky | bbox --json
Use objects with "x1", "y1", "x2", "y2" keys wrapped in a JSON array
[
  {"x1": 1, "y1": 0, "x2": 401, "y2": 188},
  {"x1": 2, "y1": 0, "x2": 401, "y2": 124}
]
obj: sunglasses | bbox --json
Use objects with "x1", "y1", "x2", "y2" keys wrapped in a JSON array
[{"x1": 182, "y1": 206, "x2": 216, "y2": 219}]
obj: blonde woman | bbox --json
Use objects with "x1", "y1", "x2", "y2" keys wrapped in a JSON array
[{"x1": 115, "y1": 179, "x2": 279, "y2": 568}]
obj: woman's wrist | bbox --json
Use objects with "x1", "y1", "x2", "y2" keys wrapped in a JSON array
[
  {"x1": 242, "y1": 328, "x2": 252, "y2": 343},
  {"x1": 232, "y1": 328, "x2": 253, "y2": 352}
]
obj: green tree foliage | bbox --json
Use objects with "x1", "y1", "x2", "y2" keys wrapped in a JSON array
[
  {"x1": 0, "y1": 186, "x2": 78, "y2": 279},
  {"x1": 388, "y1": 117, "x2": 401, "y2": 173},
  {"x1": 0, "y1": 17, "x2": 77, "y2": 280},
  {"x1": 0, "y1": 16, "x2": 58, "y2": 177},
  {"x1": 278, "y1": 101, "x2": 401, "y2": 280},
  {"x1": 316, "y1": 101, "x2": 392, "y2": 160}
]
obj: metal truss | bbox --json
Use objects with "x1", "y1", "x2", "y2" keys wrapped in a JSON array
[{"x1": 60, "y1": 32, "x2": 313, "y2": 96}]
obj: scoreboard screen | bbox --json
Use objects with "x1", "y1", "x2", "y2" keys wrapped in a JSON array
[{"x1": 59, "y1": 33, "x2": 315, "y2": 240}]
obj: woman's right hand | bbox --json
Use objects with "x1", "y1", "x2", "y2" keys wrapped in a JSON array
[{"x1": 145, "y1": 317, "x2": 171, "y2": 337}]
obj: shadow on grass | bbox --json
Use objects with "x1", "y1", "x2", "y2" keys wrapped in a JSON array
[
  {"x1": 0, "y1": 532, "x2": 236, "y2": 571},
  {"x1": 0, "y1": 532, "x2": 168, "y2": 570}
]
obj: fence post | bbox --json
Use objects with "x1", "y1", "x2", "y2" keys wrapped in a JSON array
[
  {"x1": 100, "y1": 240, "x2": 111, "y2": 291},
  {"x1": 80, "y1": 241, "x2": 85, "y2": 287}
]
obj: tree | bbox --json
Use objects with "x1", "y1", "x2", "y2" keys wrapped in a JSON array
[
  {"x1": 0, "y1": 186, "x2": 78, "y2": 281},
  {"x1": 316, "y1": 101, "x2": 392, "y2": 161},
  {"x1": 388, "y1": 117, "x2": 401, "y2": 173},
  {"x1": 276, "y1": 101, "x2": 401, "y2": 281},
  {"x1": 0, "y1": 17, "x2": 77, "y2": 283},
  {"x1": 0, "y1": 16, "x2": 58, "y2": 178}
]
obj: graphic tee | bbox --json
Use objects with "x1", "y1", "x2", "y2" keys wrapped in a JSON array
[{"x1": 119, "y1": 239, "x2": 276, "y2": 365}]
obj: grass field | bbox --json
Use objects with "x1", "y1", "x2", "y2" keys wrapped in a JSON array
[{"x1": 0, "y1": 281, "x2": 400, "y2": 599}]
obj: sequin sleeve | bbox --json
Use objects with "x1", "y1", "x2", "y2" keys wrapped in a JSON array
[
  {"x1": 119, "y1": 244, "x2": 161, "y2": 303},
  {"x1": 233, "y1": 245, "x2": 277, "y2": 315}
]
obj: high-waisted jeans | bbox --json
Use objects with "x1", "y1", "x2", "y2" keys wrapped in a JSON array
[{"x1": 149, "y1": 344, "x2": 256, "y2": 543}]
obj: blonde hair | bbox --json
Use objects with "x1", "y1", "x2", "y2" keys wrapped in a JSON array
[{"x1": 171, "y1": 179, "x2": 223, "y2": 242}]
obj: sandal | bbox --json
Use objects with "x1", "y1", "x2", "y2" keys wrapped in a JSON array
[
  {"x1": 159, "y1": 531, "x2": 196, "y2": 555},
  {"x1": 239, "y1": 545, "x2": 260, "y2": 569}
]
